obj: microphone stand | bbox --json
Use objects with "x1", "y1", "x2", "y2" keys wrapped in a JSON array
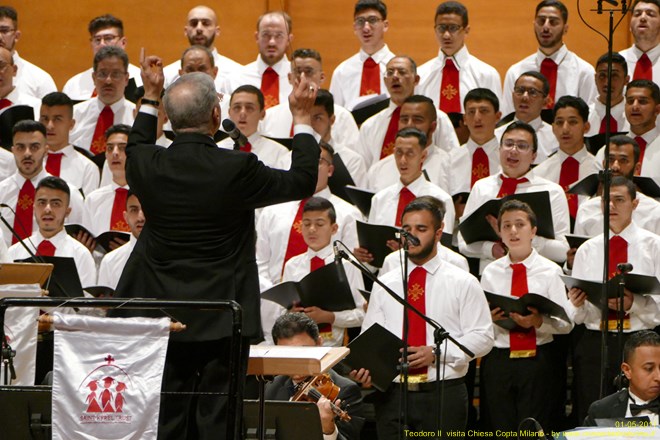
[
  {"x1": 616, "y1": 262, "x2": 633, "y2": 389},
  {"x1": 399, "y1": 234, "x2": 410, "y2": 438}
]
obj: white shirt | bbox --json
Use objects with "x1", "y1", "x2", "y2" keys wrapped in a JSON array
[
  {"x1": 3, "y1": 86, "x2": 41, "y2": 116},
  {"x1": 501, "y1": 44, "x2": 597, "y2": 116},
  {"x1": 620, "y1": 44, "x2": 660, "y2": 88},
  {"x1": 567, "y1": 222, "x2": 660, "y2": 330},
  {"x1": 586, "y1": 99, "x2": 629, "y2": 137},
  {"x1": 82, "y1": 182, "x2": 130, "y2": 236},
  {"x1": 256, "y1": 187, "x2": 363, "y2": 285},
  {"x1": 432, "y1": 110, "x2": 461, "y2": 154},
  {"x1": 0, "y1": 229, "x2": 8, "y2": 262},
  {"x1": 280, "y1": 244, "x2": 366, "y2": 347},
  {"x1": 69, "y1": 97, "x2": 136, "y2": 153},
  {"x1": 329, "y1": 45, "x2": 395, "y2": 109},
  {"x1": 595, "y1": 126, "x2": 660, "y2": 167},
  {"x1": 0, "y1": 169, "x2": 85, "y2": 247},
  {"x1": 228, "y1": 55, "x2": 292, "y2": 107},
  {"x1": 368, "y1": 174, "x2": 455, "y2": 234},
  {"x1": 217, "y1": 132, "x2": 291, "y2": 169},
  {"x1": 458, "y1": 172, "x2": 571, "y2": 273},
  {"x1": 97, "y1": 235, "x2": 136, "y2": 289},
  {"x1": 417, "y1": 46, "x2": 503, "y2": 113},
  {"x1": 46, "y1": 144, "x2": 100, "y2": 197},
  {"x1": 7, "y1": 228, "x2": 96, "y2": 288},
  {"x1": 13, "y1": 51, "x2": 57, "y2": 99},
  {"x1": 481, "y1": 249, "x2": 572, "y2": 349},
  {"x1": 495, "y1": 116, "x2": 558, "y2": 164},
  {"x1": 63, "y1": 63, "x2": 143, "y2": 101},
  {"x1": 367, "y1": 144, "x2": 451, "y2": 194},
  {"x1": 362, "y1": 252, "x2": 494, "y2": 380},
  {"x1": 0, "y1": 147, "x2": 15, "y2": 182},
  {"x1": 626, "y1": 389, "x2": 660, "y2": 425},
  {"x1": 574, "y1": 193, "x2": 660, "y2": 237},
  {"x1": 449, "y1": 136, "x2": 501, "y2": 196},
  {"x1": 163, "y1": 47, "x2": 242, "y2": 92},
  {"x1": 332, "y1": 141, "x2": 368, "y2": 189},
  {"x1": 381, "y1": 243, "x2": 469, "y2": 274}
]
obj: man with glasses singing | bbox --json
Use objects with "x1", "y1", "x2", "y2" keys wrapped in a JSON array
[
  {"x1": 458, "y1": 121, "x2": 570, "y2": 274},
  {"x1": 417, "y1": 1, "x2": 501, "y2": 114},
  {"x1": 500, "y1": 0, "x2": 596, "y2": 117},
  {"x1": 0, "y1": 46, "x2": 40, "y2": 115},
  {"x1": 63, "y1": 14, "x2": 142, "y2": 101},
  {"x1": 329, "y1": 0, "x2": 394, "y2": 109}
]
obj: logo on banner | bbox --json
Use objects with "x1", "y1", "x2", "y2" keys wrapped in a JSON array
[{"x1": 78, "y1": 354, "x2": 134, "y2": 424}]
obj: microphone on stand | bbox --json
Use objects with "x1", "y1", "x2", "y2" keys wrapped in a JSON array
[
  {"x1": 398, "y1": 229, "x2": 420, "y2": 247},
  {"x1": 221, "y1": 119, "x2": 248, "y2": 151},
  {"x1": 333, "y1": 240, "x2": 349, "y2": 286},
  {"x1": 617, "y1": 262, "x2": 633, "y2": 274}
]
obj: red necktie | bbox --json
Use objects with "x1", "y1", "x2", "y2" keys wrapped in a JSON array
[
  {"x1": 360, "y1": 57, "x2": 380, "y2": 96},
  {"x1": 261, "y1": 67, "x2": 279, "y2": 109},
  {"x1": 91, "y1": 106, "x2": 114, "y2": 155},
  {"x1": 45, "y1": 152, "x2": 64, "y2": 176},
  {"x1": 509, "y1": 263, "x2": 536, "y2": 358},
  {"x1": 635, "y1": 136, "x2": 647, "y2": 169},
  {"x1": 12, "y1": 179, "x2": 35, "y2": 244},
  {"x1": 37, "y1": 240, "x2": 56, "y2": 257},
  {"x1": 559, "y1": 156, "x2": 580, "y2": 218},
  {"x1": 0, "y1": 98, "x2": 12, "y2": 110},
  {"x1": 380, "y1": 106, "x2": 401, "y2": 159},
  {"x1": 497, "y1": 175, "x2": 529, "y2": 198},
  {"x1": 608, "y1": 235, "x2": 630, "y2": 328},
  {"x1": 396, "y1": 187, "x2": 416, "y2": 227},
  {"x1": 540, "y1": 58, "x2": 558, "y2": 109},
  {"x1": 633, "y1": 53, "x2": 653, "y2": 81},
  {"x1": 110, "y1": 188, "x2": 130, "y2": 232},
  {"x1": 310, "y1": 256, "x2": 325, "y2": 272},
  {"x1": 240, "y1": 142, "x2": 252, "y2": 153},
  {"x1": 282, "y1": 198, "x2": 310, "y2": 275},
  {"x1": 407, "y1": 266, "x2": 428, "y2": 375},
  {"x1": 440, "y1": 58, "x2": 461, "y2": 113},
  {"x1": 471, "y1": 147, "x2": 490, "y2": 188},
  {"x1": 599, "y1": 115, "x2": 618, "y2": 134},
  {"x1": 311, "y1": 255, "x2": 333, "y2": 335}
]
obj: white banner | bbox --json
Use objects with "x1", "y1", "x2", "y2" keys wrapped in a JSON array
[
  {"x1": 52, "y1": 313, "x2": 170, "y2": 440},
  {"x1": 0, "y1": 283, "x2": 41, "y2": 386}
]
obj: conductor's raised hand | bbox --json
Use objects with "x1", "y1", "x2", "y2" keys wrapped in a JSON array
[
  {"x1": 139, "y1": 48, "x2": 164, "y2": 101},
  {"x1": 289, "y1": 72, "x2": 317, "y2": 127}
]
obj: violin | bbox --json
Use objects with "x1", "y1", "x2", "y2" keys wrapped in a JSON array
[{"x1": 290, "y1": 373, "x2": 352, "y2": 422}]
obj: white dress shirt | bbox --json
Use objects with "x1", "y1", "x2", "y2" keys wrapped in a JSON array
[
  {"x1": 217, "y1": 132, "x2": 291, "y2": 169},
  {"x1": 458, "y1": 172, "x2": 571, "y2": 273},
  {"x1": 14, "y1": 52, "x2": 57, "y2": 99},
  {"x1": 62, "y1": 64, "x2": 142, "y2": 101},
  {"x1": 586, "y1": 99, "x2": 629, "y2": 137},
  {"x1": 417, "y1": 46, "x2": 503, "y2": 113},
  {"x1": 381, "y1": 243, "x2": 469, "y2": 274},
  {"x1": 46, "y1": 145, "x2": 100, "y2": 197},
  {"x1": 82, "y1": 182, "x2": 130, "y2": 236},
  {"x1": 620, "y1": 44, "x2": 660, "y2": 88},
  {"x1": 362, "y1": 252, "x2": 494, "y2": 380},
  {"x1": 228, "y1": 55, "x2": 292, "y2": 105},
  {"x1": 97, "y1": 235, "x2": 136, "y2": 289},
  {"x1": 367, "y1": 144, "x2": 451, "y2": 194},
  {"x1": 574, "y1": 193, "x2": 660, "y2": 237},
  {"x1": 0, "y1": 229, "x2": 7, "y2": 262},
  {"x1": 449, "y1": 136, "x2": 501, "y2": 196},
  {"x1": 595, "y1": 126, "x2": 660, "y2": 177},
  {"x1": 432, "y1": 110, "x2": 461, "y2": 154},
  {"x1": 567, "y1": 222, "x2": 660, "y2": 330},
  {"x1": 3, "y1": 86, "x2": 41, "y2": 116},
  {"x1": 495, "y1": 116, "x2": 558, "y2": 164},
  {"x1": 256, "y1": 187, "x2": 362, "y2": 285},
  {"x1": 7, "y1": 228, "x2": 96, "y2": 288},
  {"x1": 0, "y1": 169, "x2": 84, "y2": 247},
  {"x1": 481, "y1": 249, "x2": 572, "y2": 349},
  {"x1": 163, "y1": 47, "x2": 242, "y2": 92},
  {"x1": 501, "y1": 44, "x2": 597, "y2": 117},
  {"x1": 329, "y1": 45, "x2": 395, "y2": 109},
  {"x1": 626, "y1": 389, "x2": 660, "y2": 425},
  {"x1": 0, "y1": 147, "x2": 15, "y2": 182},
  {"x1": 69, "y1": 98, "x2": 136, "y2": 153},
  {"x1": 368, "y1": 174, "x2": 455, "y2": 234}
]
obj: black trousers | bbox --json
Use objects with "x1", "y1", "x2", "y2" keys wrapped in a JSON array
[
  {"x1": 157, "y1": 337, "x2": 249, "y2": 440},
  {"x1": 373, "y1": 378, "x2": 467, "y2": 439}
]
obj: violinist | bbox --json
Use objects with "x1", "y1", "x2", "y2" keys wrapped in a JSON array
[{"x1": 266, "y1": 313, "x2": 365, "y2": 440}]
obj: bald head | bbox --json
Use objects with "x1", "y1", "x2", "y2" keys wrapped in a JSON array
[
  {"x1": 0, "y1": 46, "x2": 15, "y2": 98},
  {"x1": 164, "y1": 72, "x2": 220, "y2": 135},
  {"x1": 179, "y1": 45, "x2": 218, "y2": 78},
  {"x1": 185, "y1": 5, "x2": 220, "y2": 48}
]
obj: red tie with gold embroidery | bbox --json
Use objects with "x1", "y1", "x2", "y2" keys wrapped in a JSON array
[
  {"x1": 37, "y1": 240, "x2": 56, "y2": 257},
  {"x1": 380, "y1": 106, "x2": 401, "y2": 159},
  {"x1": 608, "y1": 235, "x2": 630, "y2": 329},
  {"x1": 241, "y1": 142, "x2": 252, "y2": 153},
  {"x1": 635, "y1": 136, "x2": 648, "y2": 169},
  {"x1": 396, "y1": 187, "x2": 416, "y2": 227},
  {"x1": 633, "y1": 53, "x2": 653, "y2": 81},
  {"x1": 497, "y1": 175, "x2": 529, "y2": 198},
  {"x1": 282, "y1": 198, "x2": 310, "y2": 275},
  {"x1": 471, "y1": 147, "x2": 490, "y2": 188},
  {"x1": 0, "y1": 98, "x2": 12, "y2": 110},
  {"x1": 91, "y1": 106, "x2": 113, "y2": 155},
  {"x1": 310, "y1": 256, "x2": 333, "y2": 336},
  {"x1": 440, "y1": 58, "x2": 461, "y2": 113},
  {"x1": 540, "y1": 58, "x2": 558, "y2": 109},
  {"x1": 559, "y1": 156, "x2": 580, "y2": 219},
  {"x1": 509, "y1": 263, "x2": 536, "y2": 358},
  {"x1": 12, "y1": 179, "x2": 35, "y2": 244},
  {"x1": 45, "y1": 152, "x2": 64, "y2": 176},
  {"x1": 110, "y1": 188, "x2": 130, "y2": 232},
  {"x1": 599, "y1": 115, "x2": 618, "y2": 134},
  {"x1": 261, "y1": 67, "x2": 279, "y2": 109},
  {"x1": 407, "y1": 266, "x2": 428, "y2": 375},
  {"x1": 360, "y1": 57, "x2": 381, "y2": 96}
]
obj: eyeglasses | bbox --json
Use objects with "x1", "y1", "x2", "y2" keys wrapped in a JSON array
[
  {"x1": 501, "y1": 139, "x2": 532, "y2": 152},
  {"x1": 435, "y1": 24, "x2": 463, "y2": 34},
  {"x1": 90, "y1": 34, "x2": 121, "y2": 45},
  {"x1": 354, "y1": 16, "x2": 382, "y2": 28},
  {"x1": 95, "y1": 70, "x2": 127, "y2": 81},
  {"x1": 385, "y1": 68, "x2": 412, "y2": 78},
  {"x1": 259, "y1": 32, "x2": 286, "y2": 42},
  {"x1": 0, "y1": 27, "x2": 15, "y2": 35},
  {"x1": 513, "y1": 86, "x2": 545, "y2": 98}
]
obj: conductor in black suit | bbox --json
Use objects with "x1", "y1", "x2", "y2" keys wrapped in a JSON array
[
  {"x1": 111, "y1": 53, "x2": 320, "y2": 439},
  {"x1": 584, "y1": 330, "x2": 660, "y2": 426},
  {"x1": 265, "y1": 313, "x2": 364, "y2": 440}
]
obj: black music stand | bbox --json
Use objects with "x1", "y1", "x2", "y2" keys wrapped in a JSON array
[{"x1": 243, "y1": 400, "x2": 323, "y2": 440}]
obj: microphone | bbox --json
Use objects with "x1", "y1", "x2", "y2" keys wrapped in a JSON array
[
  {"x1": 603, "y1": 0, "x2": 619, "y2": 5},
  {"x1": 398, "y1": 229, "x2": 420, "y2": 247},
  {"x1": 0, "y1": 203, "x2": 10, "y2": 208},
  {"x1": 221, "y1": 119, "x2": 248, "y2": 151},
  {"x1": 333, "y1": 240, "x2": 349, "y2": 287},
  {"x1": 617, "y1": 262, "x2": 633, "y2": 274}
]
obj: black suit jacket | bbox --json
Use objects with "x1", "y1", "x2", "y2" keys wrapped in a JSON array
[
  {"x1": 264, "y1": 370, "x2": 364, "y2": 440},
  {"x1": 583, "y1": 389, "x2": 629, "y2": 426},
  {"x1": 112, "y1": 112, "x2": 319, "y2": 341}
]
